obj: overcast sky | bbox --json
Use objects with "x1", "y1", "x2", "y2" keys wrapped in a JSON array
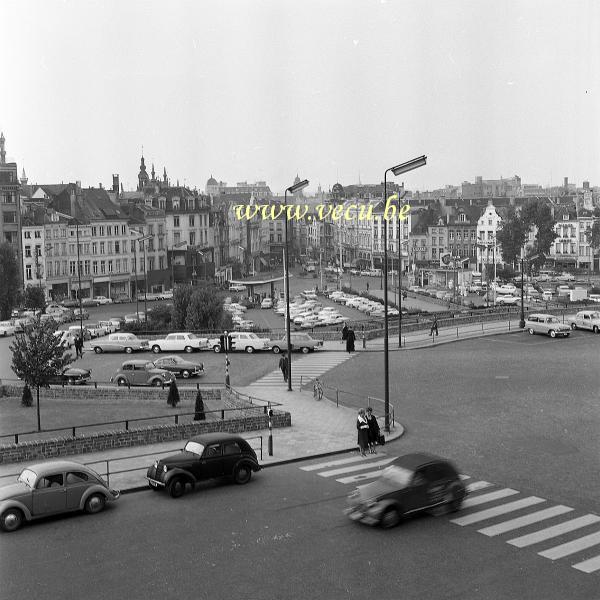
[{"x1": 1, "y1": 0, "x2": 598, "y2": 194}]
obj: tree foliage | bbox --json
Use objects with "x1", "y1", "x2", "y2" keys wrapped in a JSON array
[
  {"x1": 0, "y1": 243, "x2": 21, "y2": 320},
  {"x1": 521, "y1": 200, "x2": 558, "y2": 261},
  {"x1": 586, "y1": 220, "x2": 600, "y2": 252},
  {"x1": 23, "y1": 286, "x2": 46, "y2": 311},
  {"x1": 147, "y1": 304, "x2": 173, "y2": 329},
  {"x1": 185, "y1": 287, "x2": 227, "y2": 331},
  {"x1": 10, "y1": 318, "x2": 74, "y2": 430},
  {"x1": 172, "y1": 285, "x2": 194, "y2": 329},
  {"x1": 496, "y1": 207, "x2": 529, "y2": 265},
  {"x1": 167, "y1": 379, "x2": 180, "y2": 407}
]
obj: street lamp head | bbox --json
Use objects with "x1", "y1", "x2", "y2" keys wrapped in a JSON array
[
  {"x1": 390, "y1": 155, "x2": 427, "y2": 177},
  {"x1": 286, "y1": 179, "x2": 309, "y2": 194}
]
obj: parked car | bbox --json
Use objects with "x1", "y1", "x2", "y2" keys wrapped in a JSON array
[
  {"x1": 110, "y1": 360, "x2": 175, "y2": 387},
  {"x1": 525, "y1": 313, "x2": 571, "y2": 338},
  {"x1": 112, "y1": 294, "x2": 132, "y2": 304},
  {"x1": 260, "y1": 297, "x2": 273, "y2": 309},
  {"x1": 157, "y1": 290, "x2": 174, "y2": 300},
  {"x1": 270, "y1": 333, "x2": 324, "y2": 354},
  {"x1": 150, "y1": 332, "x2": 208, "y2": 353},
  {"x1": 98, "y1": 319, "x2": 121, "y2": 334},
  {"x1": 72, "y1": 308, "x2": 89, "y2": 320},
  {"x1": 567, "y1": 310, "x2": 600, "y2": 333},
  {"x1": 67, "y1": 325, "x2": 92, "y2": 340},
  {"x1": 93, "y1": 296, "x2": 113, "y2": 305},
  {"x1": 153, "y1": 355, "x2": 204, "y2": 378},
  {"x1": 81, "y1": 298, "x2": 99, "y2": 307},
  {"x1": 146, "y1": 433, "x2": 261, "y2": 497},
  {"x1": 49, "y1": 367, "x2": 92, "y2": 386},
  {"x1": 212, "y1": 332, "x2": 271, "y2": 353},
  {"x1": 495, "y1": 284, "x2": 517, "y2": 295},
  {"x1": 60, "y1": 299, "x2": 80, "y2": 308},
  {"x1": 228, "y1": 284, "x2": 247, "y2": 292},
  {"x1": 495, "y1": 295, "x2": 519, "y2": 306},
  {"x1": 345, "y1": 453, "x2": 467, "y2": 528},
  {"x1": 85, "y1": 322, "x2": 107, "y2": 338},
  {"x1": 557, "y1": 272, "x2": 575, "y2": 282},
  {"x1": 53, "y1": 330, "x2": 77, "y2": 349},
  {"x1": 0, "y1": 460, "x2": 119, "y2": 532},
  {"x1": 123, "y1": 312, "x2": 145, "y2": 324},
  {"x1": 588, "y1": 294, "x2": 600, "y2": 303},
  {"x1": 91, "y1": 332, "x2": 149, "y2": 354},
  {"x1": 0, "y1": 321, "x2": 17, "y2": 336}
]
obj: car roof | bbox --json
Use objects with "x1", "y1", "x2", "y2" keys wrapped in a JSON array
[
  {"x1": 393, "y1": 452, "x2": 449, "y2": 471},
  {"x1": 122, "y1": 359, "x2": 152, "y2": 366},
  {"x1": 24, "y1": 460, "x2": 90, "y2": 474},
  {"x1": 188, "y1": 432, "x2": 246, "y2": 445}
]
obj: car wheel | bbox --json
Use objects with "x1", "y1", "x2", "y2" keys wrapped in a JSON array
[
  {"x1": 0, "y1": 508, "x2": 24, "y2": 532},
  {"x1": 245, "y1": 346, "x2": 254, "y2": 354},
  {"x1": 594, "y1": 326, "x2": 599, "y2": 334},
  {"x1": 272, "y1": 346, "x2": 281, "y2": 354},
  {"x1": 152, "y1": 379, "x2": 163, "y2": 387},
  {"x1": 184, "y1": 346, "x2": 193, "y2": 353},
  {"x1": 234, "y1": 464, "x2": 252, "y2": 484},
  {"x1": 125, "y1": 347, "x2": 133, "y2": 354},
  {"x1": 182, "y1": 370, "x2": 190, "y2": 378},
  {"x1": 84, "y1": 493, "x2": 106, "y2": 514},
  {"x1": 168, "y1": 477, "x2": 186, "y2": 498},
  {"x1": 152, "y1": 345, "x2": 161, "y2": 353},
  {"x1": 571, "y1": 323, "x2": 577, "y2": 330},
  {"x1": 94, "y1": 347, "x2": 103, "y2": 354},
  {"x1": 301, "y1": 346, "x2": 310, "y2": 354},
  {"x1": 528, "y1": 328, "x2": 535, "y2": 335},
  {"x1": 444, "y1": 484, "x2": 464, "y2": 513},
  {"x1": 213, "y1": 345, "x2": 221, "y2": 353},
  {"x1": 380, "y1": 506, "x2": 402, "y2": 529},
  {"x1": 116, "y1": 378, "x2": 127, "y2": 387},
  {"x1": 549, "y1": 330, "x2": 556, "y2": 338}
]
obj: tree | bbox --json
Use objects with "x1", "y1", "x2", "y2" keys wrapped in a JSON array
[
  {"x1": 172, "y1": 284, "x2": 194, "y2": 329},
  {"x1": 496, "y1": 207, "x2": 529, "y2": 265},
  {"x1": 10, "y1": 318, "x2": 73, "y2": 431},
  {"x1": 586, "y1": 220, "x2": 600, "y2": 272},
  {"x1": 23, "y1": 286, "x2": 46, "y2": 311},
  {"x1": 185, "y1": 287, "x2": 227, "y2": 331},
  {"x1": 0, "y1": 242, "x2": 21, "y2": 320},
  {"x1": 167, "y1": 379, "x2": 180, "y2": 408},
  {"x1": 21, "y1": 384, "x2": 33, "y2": 408},
  {"x1": 147, "y1": 304, "x2": 173, "y2": 330},
  {"x1": 193, "y1": 390, "x2": 206, "y2": 421}
]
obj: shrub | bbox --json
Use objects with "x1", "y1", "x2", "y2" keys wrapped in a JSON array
[
  {"x1": 167, "y1": 379, "x2": 180, "y2": 407},
  {"x1": 21, "y1": 384, "x2": 33, "y2": 407},
  {"x1": 193, "y1": 390, "x2": 206, "y2": 421}
]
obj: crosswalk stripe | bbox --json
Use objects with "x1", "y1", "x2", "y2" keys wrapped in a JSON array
[
  {"x1": 538, "y1": 531, "x2": 600, "y2": 560},
  {"x1": 451, "y1": 497, "x2": 545, "y2": 526},
  {"x1": 466, "y1": 481, "x2": 493, "y2": 493},
  {"x1": 337, "y1": 470, "x2": 389, "y2": 484},
  {"x1": 300, "y1": 454, "x2": 390, "y2": 471},
  {"x1": 507, "y1": 514, "x2": 600, "y2": 548},
  {"x1": 459, "y1": 474, "x2": 470, "y2": 480},
  {"x1": 572, "y1": 554, "x2": 600, "y2": 573},
  {"x1": 478, "y1": 505, "x2": 574, "y2": 537},
  {"x1": 318, "y1": 457, "x2": 396, "y2": 477},
  {"x1": 461, "y1": 488, "x2": 519, "y2": 508}
]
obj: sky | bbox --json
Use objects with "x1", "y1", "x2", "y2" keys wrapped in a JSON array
[{"x1": 1, "y1": 0, "x2": 599, "y2": 195}]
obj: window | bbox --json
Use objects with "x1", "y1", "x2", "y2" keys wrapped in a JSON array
[
  {"x1": 174, "y1": 232, "x2": 181, "y2": 244},
  {"x1": 69, "y1": 261, "x2": 76, "y2": 275},
  {"x1": 66, "y1": 472, "x2": 89, "y2": 484},
  {"x1": 189, "y1": 232, "x2": 196, "y2": 246},
  {"x1": 108, "y1": 260, "x2": 113, "y2": 273},
  {"x1": 25, "y1": 246, "x2": 31, "y2": 258},
  {"x1": 159, "y1": 256, "x2": 164, "y2": 269},
  {"x1": 92, "y1": 242, "x2": 97, "y2": 254},
  {"x1": 92, "y1": 261, "x2": 98, "y2": 275},
  {"x1": 173, "y1": 216, "x2": 180, "y2": 227},
  {"x1": 115, "y1": 241, "x2": 120, "y2": 254},
  {"x1": 148, "y1": 257, "x2": 154, "y2": 271},
  {"x1": 36, "y1": 474, "x2": 63, "y2": 489},
  {"x1": 69, "y1": 243, "x2": 75, "y2": 254},
  {"x1": 3, "y1": 212, "x2": 16, "y2": 224},
  {"x1": 35, "y1": 245, "x2": 41, "y2": 257},
  {"x1": 100, "y1": 242, "x2": 105, "y2": 254},
  {"x1": 62, "y1": 260, "x2": 67, "y2": 275},
  {"x1": 121, "y1": 225, "x2": 126, "y2": 235},
  {"x1": 204, "y1": 444, "x2": 222, "y2": 458},
  {"x1": 24, "y1": 231, "x2": 31, "y2": 239},
  {"x1": 91, "y1": 227, "x2": 97, "y2": 237},
  {"x1": 84, "y1": 260, "x2": 90, "y2": 275},
  {"x1": 108, "y1": 242, "x2": 113, "y2": 254},
  {"x1": 159, "y1": 224, "x2": 164, "y2": 235},
  {"x1": 26, "y1": 265, "x2": 32, "y2": 280},
  {"x1": 223, "y1": 443, "x2": 242, "y2": 456},
  {"x1": 123, "y1": 259, "x2": 128, "y2": 271},
  {"x1": 34, "y1": 230, "x2": 41, "y2": 239},
  {"x1": 107, "y1": 226, "x2": 112, "y2": 236},
  {"x1": 189, "y1": 215, "x2": 195, "y2": 227},
  {"x1": 47, "y1": 262, "x2": 53, "y2": 277},
  {"x1": 449, "y1": 232, "x2": 454, "y2": 240},
  {"x1": 99, "y1": 226, "x2": 105, "y2": 236},
  {"x1": 100, "y1": 260, "x2": 106, "y2": 274},
  {"x1": 158, "y1": 238, "x2": 163, "y2": 250}
]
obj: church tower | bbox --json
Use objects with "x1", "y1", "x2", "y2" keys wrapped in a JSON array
[{"x1": 137, "y1": 155, "x2": 149, "y2": 191}]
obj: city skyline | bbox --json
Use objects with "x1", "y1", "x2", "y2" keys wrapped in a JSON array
[{"x1": 1, "y1": 0, "x2": 598, "y2": 194}]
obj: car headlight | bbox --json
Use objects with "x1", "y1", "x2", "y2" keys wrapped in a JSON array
[
  {"x1": 163, "y1": 465, "x2": 168, "y2": 473},
  {"x1": 153, "y1": 461, "x2": 158, "y2": 468}
]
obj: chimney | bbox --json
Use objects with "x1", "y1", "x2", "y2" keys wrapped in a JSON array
[
  {"x1": 99, "y1": 183, "x2": 103, "y2": 189},
  {"x1": 76, "y1": 180, "x2": 81, "y2": 191}
]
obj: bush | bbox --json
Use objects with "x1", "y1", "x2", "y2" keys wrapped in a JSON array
[
  {"x1": 193, "y1": 390, "x2": 206, "y2": 421},
  {"x1": 167, "y1": 379, "x2": 180, "y2": 407},
  {"x1": 21, "y1": 384, "x2": 33, "y2": 407}
]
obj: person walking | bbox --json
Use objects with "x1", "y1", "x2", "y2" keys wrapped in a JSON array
[
  {"x1": 74, "y1": 335, "x2": 83, "y2": 359},
  {"x1": 278, "y1": 351, "x2": 289, "y2": 382},
  {"x1": 341, "y1": 322, "x2": 348, "y2": 345},
  {"x1": 429, "y1": 315, "x2": 439, "y2": 337},
  {"x1": 365, "y1": 406, "x2": 380, "y2": 454},
  {"x1": 356, "y1": 409, "x2": 370, "y2": 457},
  {"x1": 346, "y1": 328, "x2": 356, "y2": 353}
]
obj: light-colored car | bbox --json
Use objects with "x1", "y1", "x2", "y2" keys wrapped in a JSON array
[
  {"x1": 228, "y1": 284, "x2": 247, "y2": 292},
  {"x1": 525, "y1": 314, "x2": 571, "y2": 338},
  {"x1": 150, "y1": 332, "x2": 208, "y2": 354},
  {"x1": 91, "y1": 332, "x2": 150, "y2": 354},
  {"x1": 85, "y1": 322, "x2": 108, "y2": 338},
  {"x1": 0, "y1": 460, "x2": 119, "y2": 532},
  {"x1": 53, "y1": 330, "x2": 77, "y2": 348},
  {"x1": 110, "y1": 360, "x2": 174, "y2": 387},
  {"x1": 495, "y1": 295, "x2": 519, "y2": 306},
  {"x1": 588, "y1": 294, "x2": 600, "y2": 303},
  {"x1": 98, "y1": 319, "x2": 122, "y2": 334},
  {"x1": 93, "y1": 296, "x2": 113, "y2": 305},
  {"x1": 567, "y1": 310, "x2": 600, "y2": 333},
  {"x1": 496, "y1": 284, "x2": 517, "y2": 295},
  {"x1": 260, "y1": 297, "x2": 273, "y2": 309},
  {"x1": 556, "y1": 272, "x2": 575, "y2": 282},
  {"x1": 270, "y1": 333, "x2": 324, "y2": 354},
  {"x1": 212, "y1": 331, "x2": 271, "y2": 353},
  {"x1": 0, "y1": 321, "x2": 17, "y2": 336},
  {"x1": 124, "y1": 312, "x2": 145, "y2": 324},
  {"x1": 68, "y1": 324, "x2": 92, "y2": 340}
]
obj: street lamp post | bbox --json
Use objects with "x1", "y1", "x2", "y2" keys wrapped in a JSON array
[
  {"x1": 131, "y1": 230, "x2": 152, "y2": 324},
  {"x1": 284, "y1": 178, "x2": 309, "y2": 392},
  {"x1": 383, "y1": 156, "x2": 426, "y2": 434},
  {"x1": 398, "y1": 239, "x2": 408, "y2": 348}
]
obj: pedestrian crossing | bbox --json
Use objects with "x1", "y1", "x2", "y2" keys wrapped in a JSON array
[
  {"x1": 247, "y1": 350, "x2": 355, "y2": 389},
  {"x1": 298, "y1": 452, "x2": 600, "y2": 575}
]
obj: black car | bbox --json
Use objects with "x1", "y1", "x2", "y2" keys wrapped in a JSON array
[
  {"x1": 345, "y1": 453, "x2": 467, "y2": 528},
  {"x1": 153, "y1": 355, "x2": 204, "y2": 378},
  {"x1": 48, "y1": 367, "x2": 92, "y2": 386},
  {"x1": 146, "y1": 433, "x2": 261, "y2": 498}
]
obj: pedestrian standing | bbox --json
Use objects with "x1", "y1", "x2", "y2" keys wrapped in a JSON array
[
  {"x1": 429, "y1": 315, "x2": 439, "y2": 337},
  {"x1": 366, "y1": 281, "x2": 369, "y2": 292},
  {"x1": 74, "y1": 335, "x2": 82, "y2": 358},
  {"x1": 341, "y1": 322, "x2": 349, "y2": 343},
  {"x1": 278, "y1": 351, "x2": 289, "y2": 382},
  {"x1": 356, "y1": 409, "x2": 369, "y2": 457},
  {"x1": 346, "y1": 328, "x2": 356, "y2": 353},
  {"x1": 365, "y1": 406, "x2": 380, "y2": 454}
]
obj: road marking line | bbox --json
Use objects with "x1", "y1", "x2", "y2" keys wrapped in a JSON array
[
  {"x1": 478, "y1": 505, "x2": 573, "y2": 536},
  {"x1": 318, "y1": 457, "x2": 397, "y2": 477},
  {"x1": 538, "y1": 531, "x2": 600, "y2": 560},
  {"x1": 466, "y1": 481, "x2": 493, "y2": 492},
  {"x1": 507, "y1": 514, "x2": 600, "y2": 548},
  {"x1": 337, "y1": 470, "x2": 387, "y2": 484},
  {"x1": 572, "y1": 554, "x2": 600, "y2": 573},
  {"x1": 459, "y1": 474, "x2": 470, "y2": 480},
  {"x1": 461, "y1": 488, "x2": 519, "y2": 508},
  {"x1": 451, "y1": 497, "x2": 545, "y2": 526},
  {"x1": 300, "y1": 454, "x2": 391, "y2": 471}
]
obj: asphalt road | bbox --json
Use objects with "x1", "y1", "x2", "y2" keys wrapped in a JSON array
[{"x1": 1, "y1": 458, "x2": 598, "y2": 600}]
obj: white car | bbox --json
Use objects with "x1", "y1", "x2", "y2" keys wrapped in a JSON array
[
  {"x1": 228, "y1": 284, "x2": 247, "y2": 292},
  {"x1": 567, "y1": 310, "x2": 600, "y2": 333},
  {"x1": 53, "y1": 330, "x2": 76, "y2": 348},
  {"x1": 94, "y1": 296, "x2": 113, "y2": 305},
  {"x1": 495, "y1": 295, "x2": 519, "y2": 306},
  {"x1": 261, "y1": 298, "x2": 273, "y2": 309},
  {"x1": 99, "y1": 318, "x2": 122, "y2": 333},
  {"x1": 496, "y1": 284, "x2": 517, "y2": 295},
  {"x1": 301, "y1": 290, "x2": 318, "y2": 300},
  {"x1": 124, "y1": 312, "x2": 145, "y2": 324},
  {"x1": 557, "y1": 272, "x2": 575, "y2": 282},
  {"x1": 0, "y1": 321, "x2": 17, "y2": 336},
  {"x1": 85, "y1": 323, "x2": 108, "y2": 337},
  {"x1": 588, "y1": 294, "x2": 600, "y2": 303},
  {"x1": 150, "y1": 332, "x2": 208, "y2": 353},
  {"x1": 212, "y1": 332, "x2": 271, "y2": 353}
]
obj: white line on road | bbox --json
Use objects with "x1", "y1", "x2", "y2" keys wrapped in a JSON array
[
  {"x1": 451, "y1": 497, "x2": 545, "y2": 526},
  {"x1": 466, "y1": 481, "x2": 493, "y2": 492},
  {"x1": 337, "y1": 470, "x2": 388, "y2": 484},
  {"x1": 538, "y1": 531, "x2": 600, "y2": 560},
  {"x1": 477, "y1": 505, "x2": 573, "y2": 537},
  {"x1": 507, "y1": 514, "x2": 600, "y2": 548},
  {"x1": 318, "y1": 457, "x2": 397, "y2": 477},
  {"x1": 461, "y1": 488, "x2": 519, "y2": 508},
  {"x1": 572, "y1": 554, "x2": 600, "y2": 573},
  {"x1": 300, "y1": 454, "x2": 391, "y2": 471}
]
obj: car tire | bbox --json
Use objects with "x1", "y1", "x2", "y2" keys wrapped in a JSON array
[
  {"x1": 152, "y1": 379, "x2": 163, "y2": 387},
  {"x1": 184, "y1": 346, "x2": 193, "y2": 353},
  {"x1": 182, "y1": 370, "x2": 190, "y2": 378},
  {"x1": 594, "y1": 326, "x2": 599, "y2": 334},
  {"x1": 571, "y1": 323, "x2": 577, "y2": 330},
  {"x1": 84, "y1": 493, "x2": 106, "y2": 514},
  {"x1": 301, "y1": 347, "x2": 310, "y2": 354},
  {"x1": 125, "y1": 347, "x2": 133, "y2": 354},
  {"x1": 0, "y1": 508, "x2": 23, "y2": 532},
  {"x1": 94, "y1": 347, "x2": 103, "y2": 354},
  {"x1": 272, "y1": 346, "x2": 281, "y2": 354},
  {"x1": 549, "y1": 330, "x2": 556, "y2": 338},
  {"x1": 116, "y1": 378, "x2": 128, "y2": 387},
  {"x1": 233, "y1": 464, "x2": 252, "y2": 484},
  {"x1": 245, "y1": 346, "x2": 254, "y2": 354},
  {"x1": 167, "y1": 477, "x2": 186, "y2": 498},
  {"x1": 380, "y1": 506, "x2": 402, "y2": 529},
  {"x1": 213, "y1": 345, "x2": 221, "y2": 353},
  {"x1": 152, "y1": 345, "x2": 161, "y2": 354},
  {"x1": 528, "y1": 328, "x2": 535, "y2": 335}
]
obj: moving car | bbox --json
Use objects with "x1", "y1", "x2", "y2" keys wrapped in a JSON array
[
  {"x1": 112, "y1": 293, "x2": 132, "y2": 304},
  {"x1": 153, "y1": 355, "x2": 204, "y2": 378},
  {"x1": 0, "y1": 460, "x2": 119, "y2": 532},
  {"x1": 525, "y1": 313, "x2": 571, "y2": 338},
  {"x1": 110, "y1": 360, "x2": 175, "y2": 387},
  {"x1": 345, "y1": 453, "x2": 467, "y2": 528},
  {"x1": 270, "y1": 333, "x2": 324, "y2": 354},
  {"x1": 495, "y1": 295, "x2": 519, "y2": 306},
  {"x1": 93, "y1": 296, "x2": 113, "y2": 305},
  {"x1": 146, "y1": 433, "x2": 261, "y2": 497},
  {"x1": 91, "y1": 332, "x2": 149, "y2": 354},
  {"x1": 260, "y1": 297, "x2": 273, "y2": 309},
  {"x1": 49, "y1": 367, "x2": 92, "y2": 386},
  {"x1": 567, "y1": 310, "x2": 600, "y2": 333},
  {"x1": 98, "y1": 319, "x2": 121, "y2": 334},
  {"x1": 495, "y1": 284, "x2": 517, "y2": 295},
  {"x1": 150, "y1": 332, "x2": 208, "y2": 354},
  {"x1": 228, "y1": 284, "x2": 247, "y2": 292}
]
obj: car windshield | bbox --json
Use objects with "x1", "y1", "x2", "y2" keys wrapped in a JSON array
[
  {"x1": 379, "y1": 465, "x2": 414, "y2": 487},
  {"x1": 144, "y1": 362, "x2": 155, "y2": 369},
  {"x1": 546, "y1": 317, "x2": 560, "y2": 323},
  {"x1": 18, "y1": 469, "x2": 37, "y2": 488},
  {"x1": 184, "y1": 441, "x2": 205, "y2": 456}
]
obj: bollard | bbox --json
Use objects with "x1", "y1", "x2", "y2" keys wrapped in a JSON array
[
  {"x1": 94, "y1": 382, "x2": 98, "y2": 389},
  {"x1": 14, "y1": 433, "x2": 18, "y2": 444},
  {"x1": 362, "y1": 335, "x2": 366, "y2": 349},
  {"x1": 456, "y1": 327, "x2": 459, "y2": 338},
  {"x1": 336, "y1": 388, "x2": 339, "y2": 407},
  {"x1": 125, "y1": 420, "x2": 129, "y2": 431}
]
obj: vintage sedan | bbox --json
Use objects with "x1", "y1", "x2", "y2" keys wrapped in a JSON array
[
  {"x1": 495, "y1": 294, "x2": 520, "y2": 306},
  {"x1": 270, "y1": 333, "x2": 324, "y2": 354},
  {"x1": 91, "y1": 332, "x2": 149, "y2": 354},
  {"x1": 525, "y1": 313, "x2": 571, "y2": 338},
  {"x1": 110, "y1": 360, "x2": 174, "y2": 387},
  {"x1": 49, "y1": 367, "x2": 92, "y2": 386},
  {"x1": 150, "y1": 332, "x2": 208, "y2": 353},
  {"x1": 0, "y1": 460, "x2": 119, "y2": 532},
  {"x1": 93, "y1": 296, "x2": 113, "y2": 305},
  {"x1": 567, "y1": 310, "x2": 600, "y2": 333},
  {"x1": 153, "y1": 355, "x2": 204, "y2": 378},
  {"x1": 146, "y1": 433, "x2": 261, "y2": 497},
  {"x1": 345, "y1": 453, "x2": 467, "y2": 528}
]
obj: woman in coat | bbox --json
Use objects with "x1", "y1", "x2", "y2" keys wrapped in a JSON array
[
  {"x1": 346, "y1": 328, "x2": 356, "y2": 353},
  {"x1": 356, "y1": 408, "x2": 370, "y2": 457},
  {"x1": 365, "y1": 406, "x2": 380, "y2": 454}
]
